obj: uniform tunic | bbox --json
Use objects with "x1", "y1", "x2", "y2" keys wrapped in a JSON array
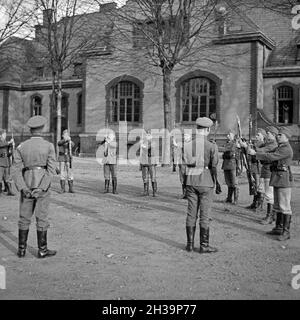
[
  {"x1": 256, "y1": 141, "x2": 294, "y2": 215},
  {"x1": 184, "y1": 135, "x2": 219, "y2": 228},
  {"x1": 0, "y1": 141, "x2": 12, "y2": 182},
  {"x1": 12, "y1": 136, "x2": 57, "y2": 230},
  {"x1": 140, "y1": 140, "x2": 158, "y2": 183},
  {"x1": 57, "y1": 139, "x2": 74, "y2": 181},
  {"x1": 220, "y1": 140, "x2": 240, "y2": 187},
  {"x1": 102, "y1": 139, "x2": 117, "y2": 179}
]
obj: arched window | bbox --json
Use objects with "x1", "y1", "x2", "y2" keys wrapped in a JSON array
[
  {"x1": 180, "y1": 77, "x2": 216, "y2": 122},
  {"x1": 276, "y1": 86, "x2": 293, "y2": 124},
  {"x1": 107, "y1": 79, "x2": 143, "y2": 123},
  {"x1": 31, "y1": 95, "x2": 42, "y2": 116}
]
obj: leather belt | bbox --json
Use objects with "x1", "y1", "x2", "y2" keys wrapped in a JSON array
[{"x1": 23, "y1": 166, "x2": 47, "y2": 171}]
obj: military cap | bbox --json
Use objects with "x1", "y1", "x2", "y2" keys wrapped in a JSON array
[
  {"x1": 265, "y1": 126, "x2": 279, "y2": 135},
  {"x1": 196, "y1": 117, "x2": 213, "y2": 128},
  {"x1": 278, "y1": 126, "x2": 293, "y2": 139},
  {"x1": 62, "y1": 129, "x2": 69, "y2": 135},
  {"x1": 257, "y1": 128, "x2": 267, "y2": 138},
  {"x1": 27, "y1": 115, "x2": 47, "y2": 129}
]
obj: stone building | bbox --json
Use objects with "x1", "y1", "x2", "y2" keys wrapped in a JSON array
[{"x1": 1, "y1": 1, "x2": 300, "y2": 159}]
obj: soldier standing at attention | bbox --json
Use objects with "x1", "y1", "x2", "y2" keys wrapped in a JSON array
[
  {"x1": 140, "y1": 130, "x2": 158, "y2": 197},
  {"x1": 0, "y1": 129, "x2": 15, "y2": 196},
  {"x1": 220, "y1": 130, "x2": 241, "y2": 205},
  {"x1": 101, "y1": 132, "x2": 118, "y2": 194},
  {"x1": 184, "y1": 117, "x2": 219, "y2": 254},
  {"x1": 12, "y1": 116, "x2": 57, "y2": 258},
  {"x1": 249, "y1": 127, "x2": 294, "y2": 241},
  {"x1": 57, "y1": 129, "x2": 75, "y2": 193}
]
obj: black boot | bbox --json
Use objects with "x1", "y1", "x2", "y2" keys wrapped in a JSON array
[
  {"x1": 112, "y1": 178, "x2": 118, "y2": 194},
  {"x1": 37, "y1": 230, "x2": 57, "y2": 258},
  {"x1": 104, "y1": 179, "x2": 110, "y2": 193},
  {"x1": 0, "y1": 184, "x2": 2, "y2": 196},
  {"x1": 6, "y1": 181, "x2": 15, "y2": 196},
  {"x1": 181, "y1": 184, "x2": 187, "y2": 199},
  {"x1": 152, "y1": 181, "x2": 157, "y2": 197},
  {"x1": 261, "y1": 203, "x2": 275, "y2": 225},
  {"x1": 172, "y1": 164, "x2": 176, "y2": 172},
  {"x1": 225, "y1": 187, "x2": 233, "y2": 203},
  {"x1": 3, "y1": 181, "x2": 7, "y2": 192},
  {"x1": 143, "y1": 182, "x2": 149, "y2": 196},
  {"x1": 59, "y1": 180, "x2": 65, "y2": 193},
  {"x1": 266, "y1": 212, "x2": 283, "y2": 235},
  {"x1": 278, "y1": 215, "x2": 291, "y2": 241},
  {"x1": 17, "y1": 229, "x2": 29, "y2": 258},
  {"x1": 256, "y1": 192, "x2": 264, "y2": 210},
  {"x1": 185, "y1": 226, "x2": 195, "y2": 252},
  {"x1": 233, "y1": 187, "x2": 239, "y2": 205},
  {"x1": 199, "y1": 227, "x2": 218, "y2": 254},
  {"x1": 246, "y1": 194, "x2": 258, "y2": 209},
  {"x1": 68, "y1": 180, "x2": 74, "y2": 193}
]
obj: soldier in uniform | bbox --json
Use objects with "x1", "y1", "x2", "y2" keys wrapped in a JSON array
[
  {"x1": 57, "y1": 129, "x2": 75, "y2": 193},
  {"x1": 249, "y1": 127, "x2": 294, "y2": 241},
  {"x1": 12, "y1": 116, "x2": 57, "y2": 258},
  {"x1": 101, "y1": 132, "x2": 118, "y2": 194},
  {"x1": 0, "y1": 129, "x2": 15, "y2": 196},
  {"x1": 184, "y1": 117, "x2": 219, "y2": 254},
  {"x1": 140, "y1": 130, "x2": 158, "y2": 197},
  {"x1": 220, "y1": 130, "x2": 241, "y2": 205}
]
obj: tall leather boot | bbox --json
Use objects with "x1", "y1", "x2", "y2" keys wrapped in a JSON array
[
  {"x1": 185, "y1": 226, "x2": 196, "y2": 252},
  {"x1": 37, "y1": 230, "x2": 57, "y2": 258},
  {"x1": 152, "y1": 181, "x2": 157, "y2": 197},
  {"x1": 112, "y1": 177, "x2": 118, "y2": 194},
  {"x1": 278, "y1": 215, "x2": 291, "y2": 241},
  {"x1": 225, "y1": 187, "x2": 233, "y2": 203},
  {"x1": 68, "y1": 180, "x2": 75, "y2": 193},
  {"x1": 181, "y1": 184, "x2": 187, "y2": 199},
  {"x1": 246, "y1": 194, "x2": 258, "y2": 209},
  {"x1": 233, "y1": 187, "x2": 239, "y2": 205},
  {"x1": 0, "y1": 184, "x2": 2, "y2": 196},
  {"x1": 59, "y1": 180, "x2": 65, "y2": 193},
  {"x1": 199, "y1": 227, "x2": 218, "y2": 254},
  {"x1": 266, "y1": 212, "x2": 284, "y2": 235},
  {"x1": 6, "y1": 181, "x2": 15, "y2": 196},
  {"x1": 17, "y1": 229, "x2": 29, "y2": 258},
  {"x1": 104, "y1": 179, "x2": 110, "y2": 193},
  {"x1": 261, "y1": 203, "x2": 274, "y2": 225},
  {"x1": 3, "y1": 181, "x2": 7, "y2": 192},
  {"x1": 143, "y1": 182, "x2": 149, "y2": 196},
  {"x1": 256, "y1": 192, "x2": 264, "y2": 210},
  {"x1": 172, "y1": 164, "x2": 176, "y2": 172}
]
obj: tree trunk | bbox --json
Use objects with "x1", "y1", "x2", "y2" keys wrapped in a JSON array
[
  {"x1": 56, "y1": 71, "x2": 62, "y2": 155},
  {"x1": 162, "y1": 68, "x2": 172, "y2": 165}
]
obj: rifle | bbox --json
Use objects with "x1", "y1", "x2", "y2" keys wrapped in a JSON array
[
  {"x1": 67, "y1": 120, "x2": 73, "y2": 169},
  {"x1": 236, "y1": 115, "x2": 257, "y2": 195},
  {"x1": 211, "y1": 118, "x2": 222, "y2": 194},
  {"x1": 8, "y1": 122, "x2": 15, "y2": 175},
  {"x1": 139, "y1": 123, "x2": 144, "y2": 171}
]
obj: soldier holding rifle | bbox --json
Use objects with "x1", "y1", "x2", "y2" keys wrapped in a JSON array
[
  {"x1": 0, "y1": 128, "x2": 15, "y2": 196},
  {"x1": 248, "y1": 127, "x2": 294, "y2": 241},
  {"x1": 57, "y1": 129, "x2": 75, "y2": 193}
]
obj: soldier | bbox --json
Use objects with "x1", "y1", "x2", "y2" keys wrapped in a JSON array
[
  {"x1": 245, "y1": 128, "x2": 266, "y2": 210},
  {"x1": 140, "y1": 130, "x2": 158, "y2": 197},
  {"x1": 184, "y1": 117, "x2": 219, "y2": 254},
  {"x1": 57, "y1": 129, "x2": 75, "y2": 193},
  {"x1": 11, "y1": 116, "x2": 57, "y2": 258},
  {"x1": 0, "y1": 129, "x2": 15, "y2": 196},
  {"x1": 220, "y1": 130, "x2": 241, "y2": 205},
  {"x1": 257, "y1": 126, "x2": 278, "y2": 223},
  {"x1": 101, "y1": 132, "x2": 118, "y2": 194},
  {"x1": 249, "y1": 127, "x2": 294, "y2": 241}
]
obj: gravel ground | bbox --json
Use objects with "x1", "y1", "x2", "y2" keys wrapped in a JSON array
[{"x1": 0, "y1": 157, "x2": 300, "y2": 300}]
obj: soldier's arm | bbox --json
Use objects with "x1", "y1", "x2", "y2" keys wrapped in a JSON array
[
  {"x1": 57, "y1": 139, "x2": 65, "y2": 146},
  {"x1": 11, "y1": 146, "x2": 28, "y2": 191},
  {"x1": 256, "y1": 145, "x2": 292, "y2": 162},
  {"x1": 38, "y1": 143, "x2": 57, "y2": 191}
]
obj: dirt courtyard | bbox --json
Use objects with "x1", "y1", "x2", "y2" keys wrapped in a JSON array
[{"x1": 0, "y1": 157, "x2": 300, "y2": 300}]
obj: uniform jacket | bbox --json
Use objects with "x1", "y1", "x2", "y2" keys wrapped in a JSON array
[
  {"x1": 12, "y1": 136, "x2": 57, "y2": 191},
  {"x1": 57, "y1": 139, "x2": 74, "y2": 162},
  {"x1": 0, "y1": 141, "x2": 12, "y2": 168},
  {"x1": 102, "y1": 139, "x2": 117, "y2": 165},
  {"x1": 183, "y1": 136, "x2": 219, "y2": 187},
  {"x1": 256, "y1": 141, "x2": 293, "y2": 188},
  {"x1": 256, "y1": 139, "x2": 278, "y2": 179},
  {"x1": 220, "y1": 140, "x2": 240, "y2": 171},
  {"x1": 139, "y1": 140, "x2": 159, "y2": 166},
  {"x1": 248, "y1": 141, "x2": 264, "y2": 175}
]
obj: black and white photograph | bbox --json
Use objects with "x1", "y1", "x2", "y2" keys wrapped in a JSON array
[{"x1": 0, "y1": 0, "x2": 300, "y2": 307}]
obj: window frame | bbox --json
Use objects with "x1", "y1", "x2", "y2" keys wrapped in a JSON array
[{"x1": 30, "y1": 94, "x2": 43, "y2": 117}]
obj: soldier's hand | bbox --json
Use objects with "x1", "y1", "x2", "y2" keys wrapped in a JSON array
[
  {"x1": 236, "y1": 167, "x2": 242, "y2": 176},
  {"x1": 248, "y1": 148, "x2": 256, "y2": 155},
  {"x1": 22, "y1": 188, "x2": 32, "y2": 198},
  {"x1": 31, "y1": 188, "x2": 44, "y2": 198}
]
